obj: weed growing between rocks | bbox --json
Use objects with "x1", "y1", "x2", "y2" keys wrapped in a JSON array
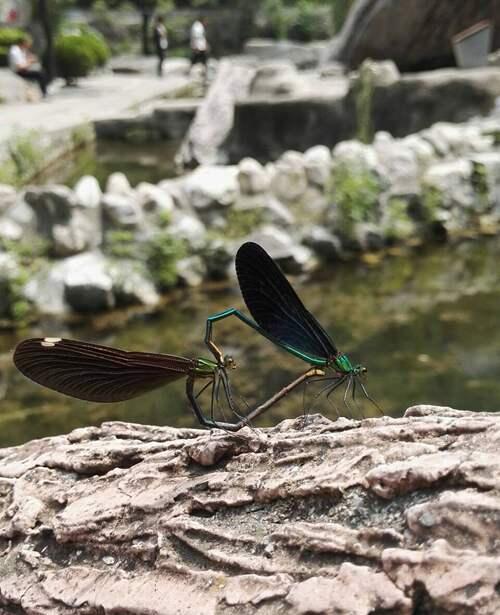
[{"x1": 145, "y1": 232, "x2": 186, "y2": 291}]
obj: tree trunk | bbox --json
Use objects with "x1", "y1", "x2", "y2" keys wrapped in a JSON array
[
  {"x1": 142, "y1": 11, "x2": 151, "y2": 55},
  {"x1": 38, "y1": 0, "x2": 54, "y2": 82},
  {"x1": 0, "y1": 405, "x2": 499, "y2": 613}
]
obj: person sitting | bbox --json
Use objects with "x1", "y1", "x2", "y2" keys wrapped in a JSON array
[{"x1": 8, "y1": 35, "x2": 47, "y2": 97}]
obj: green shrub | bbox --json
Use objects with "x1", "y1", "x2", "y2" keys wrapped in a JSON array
[
  {"x1": 0, "y1": 27, "x2": 25, "y2": 67},
  {"x1": 55, "y1": 33, "x2": 95, "y2": 82},
  {"x1": 329, "y1": 162, "x2": 381, "y2": 231},
  {"x1": 288, "y1": 2, "x2": 333, "y2": 42},
  {"x1": 79, "y1": 27, "x2": 110, "y2": 67},
  {"x1": 146, "y1": 232, "x2": 185, "y2": 291}
]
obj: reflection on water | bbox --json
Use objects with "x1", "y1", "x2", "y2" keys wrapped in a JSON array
[
  {"x1": 35, "y1": 140, "x2": 181, "y2": 188},
  {"x1": 2, "y1": 237, "x2": 500, "y2": 447}
]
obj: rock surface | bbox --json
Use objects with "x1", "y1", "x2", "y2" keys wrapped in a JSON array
[
  {"x1": 325, "y1": 0, "x2": 500, "y2": 71},
  {"x1": 0, "y1": 406, "x2": 499, "y2": 614}
]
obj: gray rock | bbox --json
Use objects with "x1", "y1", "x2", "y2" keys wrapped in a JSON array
[
  {"x1": 400, "y1": 134, "x2": 436, "y2": 168},
  {"x1": 183, "y1": 165, "x2": 239, "y2": 211},
  {"x1": 0, "y1": 184, "x2": 16, "y2": 215},
  {"x1": 24, "y1": 185, "x2": 77, "y2": 236},
  {"x1": 233, "y1": 193, "x2": 294, "y2": 227},
  {"x1": 0, "y1": 71, "x2": 42, "y2": 103},
  {"x1": 244, "y1": 225, "x2": 315, "y2": 273},
  {"x1": 108, "y1": 261, "x2": 160, "y2": 307},
  {"x1": 74, "y1": 175, "x2": 102, "y2": 209},
  {"x1": 136, "y1": 182, "x2": 174, "y2": 215},
  {"x1": 158, "y1": 178, "x2": 192, "y2": 211},
  {"x1": 325, "y1": 0, "x2": 500, "y2": 72},
  {"x1": 0, "y1": 217, "x2": 23, "y2": 242},
  {"x1": 178, "y1": 58, "x2": 257, "y2": 167},
  {"x1": 24, "y1": 253, "x2": 115, "y2": 315},
  {"x1": 421, "y1": 123, "x2": 493, "y2": 158},
  {"x1": 302, "y1": 226, "x2": 342, "y2": 261},
  {"x1": 270, "y1": 151, "x2": 308, "y2": 202},
  {"x1": 176, "y1": 256, "x2": 206, "y2": 287},
  {"x1": 244, "y1": 38, "x2": 324, "y2": 69},
  {"x1": 4, "y1": 199, "x2": 35, "y2": 229},
  {"x1": 332, "y1": 140, "x2": 380, "y2": 175},
  {"x1": 373, "y1": 132, "x2": 420, "y2": 194},
  {"x1": 354, "y1": 59, "x2": 400, "y2": 88},
  {"x1": 153, "y1": 100, "x2": 199, "y2": 141},
  {"x1": 63, "y1": 253, "x2": 115, "y2": 313},
  {"x1": 169, "y1": 212, "x2": 206, "y2": 249},
  {"x1": 237, "y1": 158, "x2": 270, "y2": 195},
  {"x1": 52, "y1": 211, "x2": 96, "y2": 257},
  {"x1": 422, "y1": 159, "x2": 475, "y2": 210},
  {"x1": 202, "y1": 240, "x2": 234, "y2": 280},
  {"x1": 304, "y1": 145, "x2": 332, "y2": 188},
  {"x1": 102, "y1": 194, "x2": 143, "y2": 228},
  {"x1": 249, "y1": 61, "x2": 303, "y2": 97},
  {"x1": 105, "y1": 172, "x2": 133, "y2": 196},
  {"x1": 0, "y1": 253, "x2": 21, "y2": 318}
]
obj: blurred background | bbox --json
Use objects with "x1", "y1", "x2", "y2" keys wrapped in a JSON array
[{"x1": 1, "y1": 0, "x2": 500, "y2": 446}]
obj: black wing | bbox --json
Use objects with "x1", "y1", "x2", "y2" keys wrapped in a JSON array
[
  {"x1": 13, "y1": 338, "x2": 197, "y2": 403},
  {"x1": 235, "y1": 242, "x2": 337, "y2": 360}
]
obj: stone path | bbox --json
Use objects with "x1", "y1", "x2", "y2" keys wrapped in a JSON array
[{"x1": 0, "y1": 60, "x2": 192, "y2": 145}]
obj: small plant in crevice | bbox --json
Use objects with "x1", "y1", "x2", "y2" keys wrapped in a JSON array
[
  {"x1": 146, "y1": 232, "x2": 185, "y2": 291},
  {"x1": 328, "y1": 163, "x2": 381, "y2": 232}
]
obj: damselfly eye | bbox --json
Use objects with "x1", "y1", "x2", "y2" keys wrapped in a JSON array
[{"x1": 224, "y1": 355, "x2": 236, "y2": 369}]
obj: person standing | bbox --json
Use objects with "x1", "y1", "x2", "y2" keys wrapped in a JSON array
[
  {"x1": 8, "y1": 35, "x2": 47, "y2": 97},
  {"x1": 190, "y1": 17, "x2": 208, "y2": 78},
  {"x1": 153, "y1": 15, "x2": 168, "y2": 77}
]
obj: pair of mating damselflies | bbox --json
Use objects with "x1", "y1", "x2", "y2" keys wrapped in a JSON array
[{"x1": 14, "y1": 242, "x2": 382, "y2": 431}]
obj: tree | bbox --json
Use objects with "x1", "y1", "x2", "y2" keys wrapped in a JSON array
[{"x1": 134, "y1": 0, "x2": 158, "y2": 55}]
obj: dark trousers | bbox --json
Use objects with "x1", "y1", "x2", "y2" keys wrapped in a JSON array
[
  {"x1": 190, "y1": 50, "x2": 207, "y2": 66},
  {"x1": 156, "y1": 49, "x2": 165, "y2": 76},
  {"x1": 16, "y1": 68, "x2": 47, "y2": 96}
]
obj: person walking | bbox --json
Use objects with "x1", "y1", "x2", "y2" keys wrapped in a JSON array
[
  {"x1": 8, "y1": 34, "x2": 47, "y2": 97},
  {"x1": 153, "y1": 15, "x2": 168, "y2": 77},
  {"x1": 190, "y1": 16, "x2": 208, "y2": 80}
]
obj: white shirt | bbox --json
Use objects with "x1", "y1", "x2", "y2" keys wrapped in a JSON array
[
  {"x1": 8, "y1": 44, "x2": 27, "y2": 71},
  {"x1": 190, "y1": 21, "x2": 206, "y2": 52}
]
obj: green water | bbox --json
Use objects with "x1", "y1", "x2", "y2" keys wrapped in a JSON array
[
  {"x1": 35, "y1": 140, "x2": 181, "y2": 188},
  {"x1": 2, "y1": 237, "x2": 500, "y2": 448}
]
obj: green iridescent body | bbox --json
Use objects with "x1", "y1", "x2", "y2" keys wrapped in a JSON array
[{"x1": 206, "y1": 309, "x2": 366, "y2": 376}]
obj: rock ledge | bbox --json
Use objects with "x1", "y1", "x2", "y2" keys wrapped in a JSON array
[{"x1": 0, "y1": 405, "x2": 499, "y2": 614}]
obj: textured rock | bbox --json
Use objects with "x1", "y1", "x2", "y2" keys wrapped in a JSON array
[
  {"x1": 105, "y1": 172, "x2": 133, "y2": 196},
  {"x1": 270, "y1": 151, "x2": 308, "y2": 202},
  {"x1": 237, "y1": 157, "x2": 271, "y2": 195},
  {"x1": 182, "y1": 165, "x2": 239, "y2": 212},
  {"x1": 303, "y1": 145, "x2": 332, "y2": 188},
  {"x1": 74, "y1": 175, "x2": 102, "y2": 209},
  {"x1": 0, "y1": 184, "x2": 16, "y2": 215},
  {"x1": 178, "y1": 58, "x2": 257, "y2": 167},
  {"x1": 249, "y1": 61, "x2": 303, "y2": 97},
  {"x1": 136, "y1": 182, "x2": 174, "y2": 215},
  {"x1": 325, "y1": 0, "x2": 500, "y2": 71},
  {"x1": 0, "y1": 406, "x2": 499, "y2": 614},
  {"x1": 102, "y1": 193, "x2": 143, "y2": 228}
]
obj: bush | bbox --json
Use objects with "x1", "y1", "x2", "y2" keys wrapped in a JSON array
[
  {"x1": 0, "y1": 27, "x2": 25, "y2": 67},
  {"x1": 79, "y1": 27, "x2": 110, "y2": 67},
  {"x1": 55, "y1": 33, "x2": 95, "y2": 83},
  {"x1": 146, "y1": 232, "x2": 185, "y2": 291}
]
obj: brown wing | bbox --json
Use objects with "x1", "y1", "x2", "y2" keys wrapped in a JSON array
[{"x1": 13, "y1": 338, "x2": 197, "y2": 403}]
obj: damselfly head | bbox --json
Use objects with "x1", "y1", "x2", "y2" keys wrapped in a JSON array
[{"x1": 224, "y1": 355, "x2": 236, "y2": 370}]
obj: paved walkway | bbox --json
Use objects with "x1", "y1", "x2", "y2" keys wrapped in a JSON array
[{"x1": 0, "y1": 60, "x2": 193, "y2": 144}]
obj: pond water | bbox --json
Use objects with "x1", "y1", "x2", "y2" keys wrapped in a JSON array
[
  {"x1": 2, "y1": 236, "x2": 500, "y2": 448},
  {"x1": 35, "y1": 140, "x2": 181, "y2": 188}
]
